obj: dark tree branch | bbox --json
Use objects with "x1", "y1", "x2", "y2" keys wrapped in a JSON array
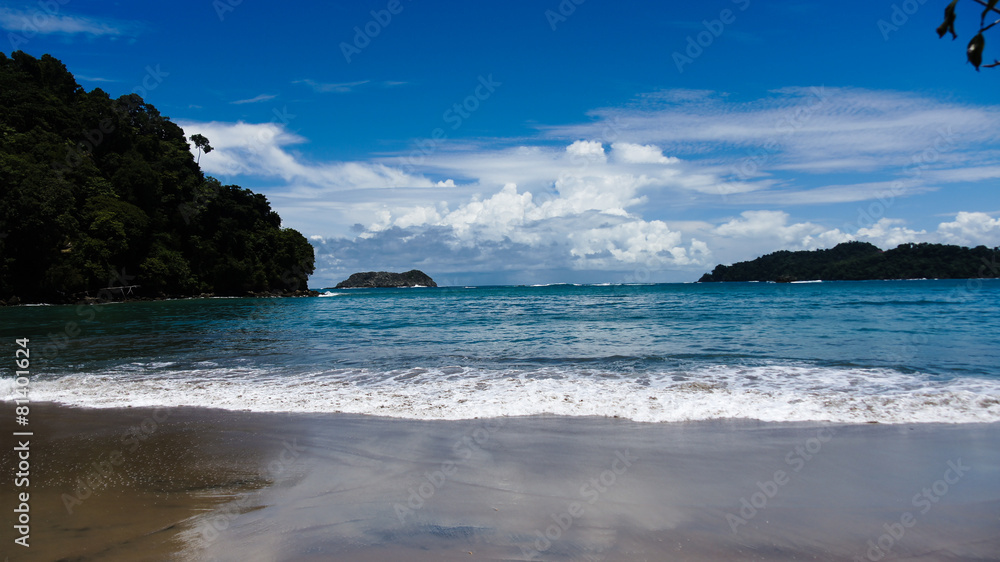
[{"x1": 971, "y1": 0, "x2": 1000, "y2": 17}]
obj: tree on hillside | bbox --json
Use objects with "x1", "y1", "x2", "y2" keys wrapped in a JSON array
[
  {"x1": 0, "y1": 51, "x2": 315, "y2": 303},
  {"x1": 190, "y1": 133, "x2": 213, "y2": 164},
  {"x1": 937, "y1": 0, "x2": 1000, "y2": 70}
]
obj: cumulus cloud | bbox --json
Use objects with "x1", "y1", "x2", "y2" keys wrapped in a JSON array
[
  {"x1": 715, "y1": 210, "x2": 817, "y2": 240},
  {"x1": 570, "y1": 220, "x2": 683, "y2": 263},
  {"x1": 936, "y1": 212, "x2": 1000, "y2": 247},
  {"x1": 565, "y1": 140, "x2": 607, "y2": 164},
  {"x1": 700, "y1": 212, "x2": 1000, "y2": 271},
  {"x1": 611, "y1": 142, "x2": 679, "y2": 164},
  {"x1": 173, "y1": 86, "x2": 1000, "y2": 286},
  {"x1": 825, "y1": 214, "x2": 1000, "y2": 250},
  {"x1": 853, "y1": 218, "x2": 928, "y2": 248}
]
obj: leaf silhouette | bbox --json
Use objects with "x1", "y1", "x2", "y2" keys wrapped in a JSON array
[
  {"x1": 938, "y1": 0, "x2": 958, "y2": 39},
  {"x1": 968, "y1": 33, "x2": 986, "y2": 70},
  {"x1": 983, "y1": 0, "x2": 999, "y2": 23}
]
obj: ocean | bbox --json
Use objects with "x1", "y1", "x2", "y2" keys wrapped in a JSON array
[{"x1": 3, "y1": 279, "x2": 1000, "y2": 424}]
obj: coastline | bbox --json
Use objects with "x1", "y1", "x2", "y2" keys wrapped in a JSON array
[
  {"x1": 0, "y1": 289, "x2": 319, "y2": 307},
  {"x1": 2, "y1": 404, "x2": 998, "y2": 561}
]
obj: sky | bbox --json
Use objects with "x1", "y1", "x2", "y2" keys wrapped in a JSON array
[{"x1": 3, "y1": 0, "x2": 1000, "y2": 286}]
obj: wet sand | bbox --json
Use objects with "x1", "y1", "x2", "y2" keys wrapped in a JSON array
[{"x1": 2, "y1": 405, "x2": 999, "y2": 561}]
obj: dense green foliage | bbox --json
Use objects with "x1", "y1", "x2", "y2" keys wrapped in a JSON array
[
  {"x1": 0, "y1": 52, "x2": 314, "y2": 302},
  {"x1": 699, "y1": 241, "x2": 1000, "y2": 282},
  {"x1": 335, "y1": 270, "x2": 437, "y2": 288}
]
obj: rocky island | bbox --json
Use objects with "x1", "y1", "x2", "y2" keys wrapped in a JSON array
[{"x1": 335, "y1": 270, "x2": 437, "y2": 288}]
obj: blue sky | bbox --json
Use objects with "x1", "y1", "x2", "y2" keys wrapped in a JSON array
[{"x1": 4, "y1": 0, "x2": 999, "y2": 286}]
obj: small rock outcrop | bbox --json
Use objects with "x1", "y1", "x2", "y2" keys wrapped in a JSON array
[{"x1": 335, "y1": 270, "x2": 437, "y2": 288}]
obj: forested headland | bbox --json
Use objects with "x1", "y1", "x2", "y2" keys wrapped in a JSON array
[
  {"x1": 0, "y1": 51, "x2": 315, "y2": 304},
  {"x1": 698, "y1": 241, "x2": 1000, "y2": 283}
]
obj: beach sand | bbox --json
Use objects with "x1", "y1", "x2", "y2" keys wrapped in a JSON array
[{"x1": 2, "y1": 405, "x2": 999, "y2": 561}]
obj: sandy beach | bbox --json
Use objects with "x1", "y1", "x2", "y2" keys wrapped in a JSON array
[{"x1": 2, "y1": 405, "x2": 999, "y2": 561}]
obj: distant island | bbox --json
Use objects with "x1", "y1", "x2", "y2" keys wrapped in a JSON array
[
  {"x1": 335, "y1": 270, "x2": 437, "y2": 288},
  {"x1": 0, "y1": 52, "x2": 315, "y2": 304},
  {"x1": 698, "y1": 241, "x2": 1000, "y2": 283}
]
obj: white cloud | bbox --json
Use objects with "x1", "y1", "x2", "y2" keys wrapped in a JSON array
[
  {"x1": 231, "y1": 94, "x2": 277, "y2": 105},
  {"x1": 729, "y1": 180, "x2": 935, "y2": 206},
  {"x1": 611, "y1": 142, "x2": 679, "y2": 164},
  {"x1": 714, "y1": 210, "x2": 825, "y2": 246},
  {"x1": 936, "y1": 212, "x2": 1000, "y2": 247},
  {"x1": 437, "y1": 183, "x2": 534, "y2": 242},
  {"x1": 837, "y1": 214, "x2": 1000, "y2": 249},
  {"x1": 294, "y1": 79, "x2": 370, "y2": 93},
  {"x1": 923, "y1": 165, "x2": 1000, "y2": 184},
  {"x1": 293, "y1": 79, "x2": 406, "y2": 94},
  {"x1": 545, "y1": 87, "x2": 1000, "y2": 182},
  {"x1": 852, "y1": 218, "x2": 928, "y2": 248},
  {"x1": 570, "y1": 220, "x2": 682, "y2": 262},
  {"x1": 176, "y1": 120, "x2": 439, "y2": 190},
  {"x1": 172, "y1": 86, "x2": 1000, "y2": 285},
  {"x1": 75, "y1": 75, "x2": 117, "y2": 83},
  {"x1": 565, "y1": 140, "x2": 606, "y2": 164},
  {"x1": 701, "y1": 212, "x2": 999, "y2": 271},
  {"x1": 0, "y1": 7, "x2": 124, "y2": 36}
]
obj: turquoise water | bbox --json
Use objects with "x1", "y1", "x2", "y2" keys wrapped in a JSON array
[{"x1": 2, "y1": 280, "x2": 999, "y2": 423}]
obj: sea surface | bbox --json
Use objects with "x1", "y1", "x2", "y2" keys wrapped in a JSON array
[{"x1": 3, "y1": 280, "x2": 1000, "y2": 423}]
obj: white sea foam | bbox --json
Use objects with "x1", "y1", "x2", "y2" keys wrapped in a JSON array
[{"x1": 3, "y1": 365, "x2": 999, "y2": 424}]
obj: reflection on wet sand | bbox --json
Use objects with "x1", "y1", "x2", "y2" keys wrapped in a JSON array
[{"x1": 3, "y1": 406, "x2": 1000, "y2": 561}]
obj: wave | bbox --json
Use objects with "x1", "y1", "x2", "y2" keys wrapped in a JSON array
[
  {"x1": 837, "y1": 299, "x2": 958, "y2": 306},
  {"x1": 3, "y1": 365, "x2": 999, "y2": 424}
]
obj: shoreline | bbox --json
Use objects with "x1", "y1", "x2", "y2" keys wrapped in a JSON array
[
  {"x1": 1, "y1": 289, "x2": 319, "y2": 308},
  {"x1": 2, "y1": 405, "x2": 998, "y2": 561},
  {"x1": 7, "y1": 276, "x2": 1000, "y2": 306}
]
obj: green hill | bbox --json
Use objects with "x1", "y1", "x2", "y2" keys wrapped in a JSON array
[
  {"x1": 0, "y1": 51, "x2": 315, "y2": 303},
  {"x1": 698, "y1": 241, "x2": 1000, "y2": 282}
]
